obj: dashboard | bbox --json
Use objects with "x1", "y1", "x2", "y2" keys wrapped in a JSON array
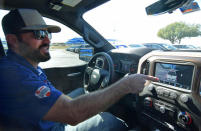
[
  {"x1": 108, "y1": 48, "x2": 201, "y2": 131},
  {"x1": 108, "y1": 48, "x2": 153, "y2": 74}
]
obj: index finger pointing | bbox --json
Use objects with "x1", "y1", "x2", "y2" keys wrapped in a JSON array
[{"x1": 144, "y1": 75, "x2": 159, "y2": 82}]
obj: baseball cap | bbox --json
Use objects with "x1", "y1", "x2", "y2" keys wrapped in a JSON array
[{"x1": 2, "y1": 8, "x2": 61, "y2": 35}]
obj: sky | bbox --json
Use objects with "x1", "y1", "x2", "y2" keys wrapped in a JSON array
[
  {"x1": 1, "y1": 0, "x2": 201, "y2": 45},
  {"x1": 83, "y1": 0, "x2": 201, "y2": 45}
]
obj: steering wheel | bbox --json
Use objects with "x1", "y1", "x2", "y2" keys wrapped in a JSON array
[{"x1": 84, "y1": 52, "x2": 115, "y2": 93}]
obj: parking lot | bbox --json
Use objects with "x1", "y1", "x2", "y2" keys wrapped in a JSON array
[{"x1": 39, "y1": 49, "x2": 86, "y2": 69}]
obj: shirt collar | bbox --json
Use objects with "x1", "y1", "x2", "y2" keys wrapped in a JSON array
[{"x1": 6, "y1": 49, "x2": 43, "y2": 76}]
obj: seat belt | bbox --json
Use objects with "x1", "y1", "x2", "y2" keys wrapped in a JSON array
[{"x1": 0, "y1": 38, "x2": 6, "y2": 58}]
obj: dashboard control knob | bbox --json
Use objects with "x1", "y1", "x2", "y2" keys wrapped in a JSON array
[
  {"x1": 144, "y1": 97, "x2": 152, "y2": 107},
  {"x1": 156, "y1": 88, "x2": 163, "y2": 95},
  {"x1": 169, "y1": 92, "x2": 177, "y2": 99},
  {"x1": 163, "y1": 90, "x2": 169, "y2": 97},
  {"x1": 180, "y1": 94, "x2": 189, "y2": 103},
  {"x1": 159, "y1": 106, "x2": 165, "y2": 114},
  {"x1": 178, "y1": 112, "x2": 192, "y2": 125}
]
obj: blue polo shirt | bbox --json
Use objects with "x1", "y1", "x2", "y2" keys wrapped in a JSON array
[{"x1": 0, "y1": 50, "x2": 63, "y2": 130}]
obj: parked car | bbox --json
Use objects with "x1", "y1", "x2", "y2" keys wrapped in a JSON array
[
  {"x1": 66, "y1": 37, "x2": 86, "y2": 45},
  {"x1": 143, "y1": 43, "x2": 177, "y2": 51},
  {"x1": 66, "y1": 45, "x2": 82, "y2": 52},
  {"x1": 173, "y1": 44, "x2": 200, "y2": 50},
  {"x1": 113, "y1": 43, "x2": 146, "y2": 49},
  {"x1": 75, "y1": 44, "x2": 93, "y2": 53},
  {"x1": 128, "y1": 44, "x2": 146, "y2": 48},
  {"x1": 112, "y1": 44, "x2": 128, "y2": 49}
]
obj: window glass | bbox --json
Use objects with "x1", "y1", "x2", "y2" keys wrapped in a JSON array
[
  {"x1": 0, "y1": 10, "x2": 87, "y2": 68},
  {"x1": 152, "y1": 45, "x2": 161, "y2": 49},
  {"x1": 40, "y1": 18, "x2": 88, "y2": 68},
  {"x1": 0, "y1": 10, "x2": 8, "y2": 52},
  {"x1": 161, "y1": 44, "x2": 177, "y2": 50},
  {"x1": 83, "y1": 0, "x2": 201, "y2": 48}
]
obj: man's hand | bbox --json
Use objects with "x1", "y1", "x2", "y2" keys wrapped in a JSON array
[{"x1": 121, "y1": 74, "x2": 159, "y2": 94}]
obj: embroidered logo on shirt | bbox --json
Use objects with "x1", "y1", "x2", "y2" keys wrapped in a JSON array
[{"x1": 35, "y1": 86, "x2": 51, "y2": 99}]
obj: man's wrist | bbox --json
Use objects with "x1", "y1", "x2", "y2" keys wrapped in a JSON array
[{"x1": 115, "y1": 77, "x2": 131, "y2": 95}]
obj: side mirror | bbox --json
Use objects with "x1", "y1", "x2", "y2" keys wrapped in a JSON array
[{"x1": 79, "y1": 48, "x2": 93, "y2": 62}]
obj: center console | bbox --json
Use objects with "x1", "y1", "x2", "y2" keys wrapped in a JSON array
[{"x1": 136, "y1": 51, "x2": 201, "y2": 131}]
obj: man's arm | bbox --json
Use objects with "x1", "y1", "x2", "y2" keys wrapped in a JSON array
[{"x1": 43, "y1": 74, "x2": 158, "y2": 125}]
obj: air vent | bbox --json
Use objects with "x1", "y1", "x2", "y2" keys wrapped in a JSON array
[{"x1": 141, "y1": 61, "x2": 150, "y2": 75}]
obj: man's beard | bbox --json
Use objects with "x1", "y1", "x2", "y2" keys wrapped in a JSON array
[{"x1": 18, "y1": 41, "x2": 51, "y2": 63}]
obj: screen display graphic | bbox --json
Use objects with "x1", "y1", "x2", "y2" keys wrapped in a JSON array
[{"x1": 154, "y1": 62, "x2": 194, "y2": 90}]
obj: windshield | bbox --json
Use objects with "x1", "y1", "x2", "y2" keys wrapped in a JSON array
[
  {"x1": 84, "y1": 0, "x2": 201, "y2": 49},
  {"x1": 128, "y1": 44, "x2": 145, "y2": 48},
  {"x1": 160, "y1": 44, "x2": 177, "y2": 50},
  {"x1": 186, "y1": 45, "x2": 197, "y2": 49}
]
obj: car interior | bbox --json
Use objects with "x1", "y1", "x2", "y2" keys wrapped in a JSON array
[{"x1": 0, "y1": 0, "x2": 201, "y2": 131}]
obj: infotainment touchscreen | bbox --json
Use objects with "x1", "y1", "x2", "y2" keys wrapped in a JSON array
[{"x1": 154, "y1": 62, "x2": 194, "y2": 90}]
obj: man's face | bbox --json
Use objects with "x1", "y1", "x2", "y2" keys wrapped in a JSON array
[{"x1": 17, "y1": 31, "x2": 51, "y2": 63}]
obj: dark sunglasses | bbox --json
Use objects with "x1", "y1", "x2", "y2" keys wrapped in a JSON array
[
  {"x1": 18, "y1": 30, "x2": 52, "y2": 40},
  {"x1": 33, "y1": 30, "x2": 52, "y2": 40}
]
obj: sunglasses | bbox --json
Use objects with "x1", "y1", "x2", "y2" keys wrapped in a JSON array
[
  {"x1": 33, "y1": 30, "x2": 52, "y2": 40},
  {"x1": 18, "y1": 30, "x2": 52, "y2": 40}
]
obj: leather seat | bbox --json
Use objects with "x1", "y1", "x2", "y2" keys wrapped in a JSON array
[{"x1": 0, "y1": 38, "x2": 6, "y2": 58}]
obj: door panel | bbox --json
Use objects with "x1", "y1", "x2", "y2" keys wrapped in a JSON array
[{"x1": 44, "y1": 64, "x2": 87, "y2": 94}]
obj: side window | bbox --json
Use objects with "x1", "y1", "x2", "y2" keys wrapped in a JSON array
[
  {"x1": 38, "y1": 18, "x2": 88, "y2": 68},
  {"x1": 1, "y1": 40, "x2": 8, "y2": 53},
  {"x1": 0, "y1": 10, "x2": 8, "y2": 52},
  {"x1": 0, "y1": 10, "x2": 89, "y2": 69}
]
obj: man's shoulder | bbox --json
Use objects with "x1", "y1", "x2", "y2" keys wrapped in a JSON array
[
  {"x1": 0, "y1": 57, "x2": 23, "y2": 70},
  {"x1": 0, "y1": 57, "x2": 36, "y2": 80}
]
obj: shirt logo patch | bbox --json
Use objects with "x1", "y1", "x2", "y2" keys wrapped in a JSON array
[{"x1": 35, "y1": 86, "x2": 51, "y2": 99}]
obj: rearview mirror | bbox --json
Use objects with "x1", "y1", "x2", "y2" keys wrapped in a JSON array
[{"x1": 146, "y1": 0, "x2": 189, "y2": 15}]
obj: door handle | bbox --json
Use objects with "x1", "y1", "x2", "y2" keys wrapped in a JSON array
[{"x1": 67, "y1": 72, "x2": 81, "y2": 77}]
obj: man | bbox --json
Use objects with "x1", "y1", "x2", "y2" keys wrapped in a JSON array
[{"x1": 0, "y1": 9, "x2": 158, "y2": 130}]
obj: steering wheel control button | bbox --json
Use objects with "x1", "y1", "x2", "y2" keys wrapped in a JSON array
[
  {"x1": 95, "y1": 58, "x2": 104, "y2": 68},
  {"x1": 101, "y1": 77, "x2": 109, "y2": 88},
  {"x1": 86, "y1": 67, "x2": 93, "y2": 75},
  {"x1": 180, "y1": 94, "x2": 189, "y2": 103}
]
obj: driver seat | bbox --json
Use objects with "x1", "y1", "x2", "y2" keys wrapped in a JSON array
[{"x1": 0, "y1": 38, "x2": 6, "y2": 58}]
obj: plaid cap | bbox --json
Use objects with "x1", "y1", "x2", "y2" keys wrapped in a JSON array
[{"x1": 2, "y1": 9, "x2": 61, "y2": 35}]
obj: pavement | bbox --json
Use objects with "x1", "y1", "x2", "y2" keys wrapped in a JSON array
[{"x1": 39, "y1": 49, "x2": 86, "y2": 69}]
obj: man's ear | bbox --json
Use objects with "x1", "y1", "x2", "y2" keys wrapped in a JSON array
[{"x1": 6, "y1": 34, "x2": 19, "y2": 48}]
